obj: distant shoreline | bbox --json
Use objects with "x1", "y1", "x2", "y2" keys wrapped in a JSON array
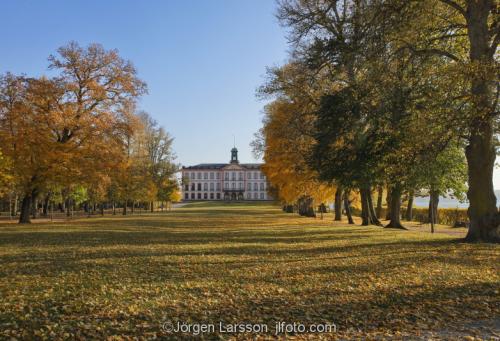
[{"x1": 413, "y1": 190, "x2": 500, "y2": 209}]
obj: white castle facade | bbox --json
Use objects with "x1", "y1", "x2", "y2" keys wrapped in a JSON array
[{"x1": 181, "y1": 147, "x2": 271, "y2": 201}]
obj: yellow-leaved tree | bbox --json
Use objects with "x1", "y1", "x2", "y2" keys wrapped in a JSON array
[{"x1": 0, "y1": 42, "x2": 146, "y2": 223}]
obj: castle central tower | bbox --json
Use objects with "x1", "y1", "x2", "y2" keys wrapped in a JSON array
[{"x1": 230, "y1": 147, "x2": 239, "y2": 164}]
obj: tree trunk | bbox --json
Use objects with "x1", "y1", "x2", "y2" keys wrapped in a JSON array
[
  {"x1": 385, "y1": 185, "x2": 405, "y2": 229},
  {"x1": 150, "y1": 201, "x2": 154, "y2": 213},
  {"x1": 13, "y1": 194, "x2": 18, "y2": 216},
  {"x1": 367, "y1": 188, "x2": 382, "y2": 226},
  {"x1": 9, "y1": 194, "x2": 12, "y2": 220},
  {"x1": 19, "y1": 193, "x2": 33, "y2": 224},
  {"x1": 376, "y1": 186, "x2": 383, "y2": 219},
  {"x1": 334, "y1": 186, "x2": 342, "y2": 221},
  {"x1": 42, "y1": 193, "x2": 50, "y2": 217},
  {"x1": 465, "y1": 121, "x2": 499, "y2": 241},
  {"x1": 385, "y1": 187, "x2": 392, "y2": 220},
  {"x1": 405, "y1": 190, "x2": 414, "y2": 221},
  {"x1": 66, "y1": 198, "x2": 71, "y2": 217},
  {"x1": 428, "y1": 190, "x2": 439, "y2": 225},
  {"x1": 112, "y1": 201, "x2": 116, "y2": 215},
  {"x1": 430, "y1": 199, "x2": 435, "y2": 234},
  {"x1": 360, "y1": 186, "x2": 381, "y2": 226},
  {"x1": 31, "y1": 197, "x2": 38, "y2": 219},
  {"x1": 344, "y1": 193, "x2": 354, "y2": 224},
  {"x1": 360, "y1": 188, "x2": 369, "y2": 226},
  {"x1": 123, "y1": 200, "x2": 128, "y2": 215},
  {"x1": 84, "y1": 202, "x2": 90, "y2": 217},
  {"x1": 464, "y1": 1, "x2": 499, "y2": 242},
  {"x1": 298, "y1": 196, "x2": 316, "y2": 217}
]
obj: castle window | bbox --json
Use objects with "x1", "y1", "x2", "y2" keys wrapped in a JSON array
[
  {"x1": 204, "y1": 172, "x2": 208, "y2": 179},
  {"x1": 210, "y1": 183, "x2": 214, "y2": 191},
  {"x1": 197, "y1": 183, "x2": 201, "y2": 191},
  {"x1": 191, "y1": 193, "x2": 195, "y2": 199},
  {"x1": 247, "y1": 183, "x2": 251, "y2": 190},
  {"x1": 210, "y1": 172, "x2": 214, "y2": 179},
  {"x1": 204, "y1": 183, "x2": 208, "y2": 191},
  {"x1": 185, "y1": 193, "x2": 188, "y2": 199},
  {"x1": 216, "y1": 183, "x2": 221, "y2": 191},
  {"x1": 210, "y1": 193, "x2": 214, "y2": 199},
  {"x1": 204, "y1": 193, "x2": 208, "y2": 199}
]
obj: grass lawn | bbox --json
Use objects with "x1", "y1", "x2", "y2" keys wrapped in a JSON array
[{"x1": 0, "y1": 202, "x2": 498, "y2": 340}]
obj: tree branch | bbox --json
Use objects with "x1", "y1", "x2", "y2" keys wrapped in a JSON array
[
  {"x1": 437, "y1": 0, "x2": 466, "y2": 17},
  {"x1": 400, "y1": 45, "x2": 462, "y2": 62}
]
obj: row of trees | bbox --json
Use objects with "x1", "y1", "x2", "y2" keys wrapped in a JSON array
[
  {"x1": 0, "y1": 42, "x2": 179, "y2": 223},
  {"x1": 254, "y1": 0, "x2": 498, "y2": 242}
]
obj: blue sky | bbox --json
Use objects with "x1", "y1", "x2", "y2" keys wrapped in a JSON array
[
  {"x1": 2, "y1": 1, "x2": 500, "y2": 188},
  {"x1": 1, "y1": 0, "x2": 288, "y2": 166}
]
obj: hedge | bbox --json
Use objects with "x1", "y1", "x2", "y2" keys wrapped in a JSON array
[{"x1": 350, "y1": 206, "x2": 468, "y2": 227}]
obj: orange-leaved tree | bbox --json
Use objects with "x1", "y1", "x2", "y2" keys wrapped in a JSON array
[{"x1": 0, "y1": 42, "x2": 146, "y2": 223}]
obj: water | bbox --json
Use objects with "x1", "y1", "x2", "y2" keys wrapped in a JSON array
[{"x1": 412, "y1": 190, "x2": 500, "y2": 209}]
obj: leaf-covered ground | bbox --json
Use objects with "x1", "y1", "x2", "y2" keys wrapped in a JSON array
[{"x1": 0, "y1": 202, "x2": 498, "y2": 340}]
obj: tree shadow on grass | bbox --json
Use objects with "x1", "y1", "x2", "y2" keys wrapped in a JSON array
[{"x1": 0, "y1": 228, "x2": 488, "y2": 281}]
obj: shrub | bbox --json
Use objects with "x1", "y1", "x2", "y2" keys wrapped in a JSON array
[{"x1": 350, "y1": 206, "x2": 468, "y2": 226}]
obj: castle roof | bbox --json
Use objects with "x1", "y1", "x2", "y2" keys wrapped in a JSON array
[{"x1": 182, "y1": 163, "x2": 262, "y2": 170}]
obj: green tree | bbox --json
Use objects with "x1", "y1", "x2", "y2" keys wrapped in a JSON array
[{"x1": 383, "y1": 0, "x2": 499, "y2": 241}]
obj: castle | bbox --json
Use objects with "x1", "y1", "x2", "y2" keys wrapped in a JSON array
[{"x1": 181, "y1": 147, "x2": 271, "y2": 201}]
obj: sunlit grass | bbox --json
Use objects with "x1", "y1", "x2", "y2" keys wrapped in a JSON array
[{"x1": 0, "y1": 203, "x2": 498, "y2": 339}]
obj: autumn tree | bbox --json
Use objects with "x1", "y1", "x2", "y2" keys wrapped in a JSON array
[
  {"x1": 139, "y1": 112, "x2": 178, "y2": 211},
  {"x1": 0, "y1": 149, "x2": 12, "y2": 196},
  {"x1": 270, "y1": 0, "x2": 490, "y2": 238},
  {"x1": 256, "y1": 62, "x2": 337, "y2": 217},
  {"x1": 0, "y1": 42, "x2": 146, "y2": 223},
  {"x1": 275, "y1": 0, "x2": 387, "y2": 225},
  {"x1": 382, "y1": 0, "x2": 499, "y2": 240}
]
